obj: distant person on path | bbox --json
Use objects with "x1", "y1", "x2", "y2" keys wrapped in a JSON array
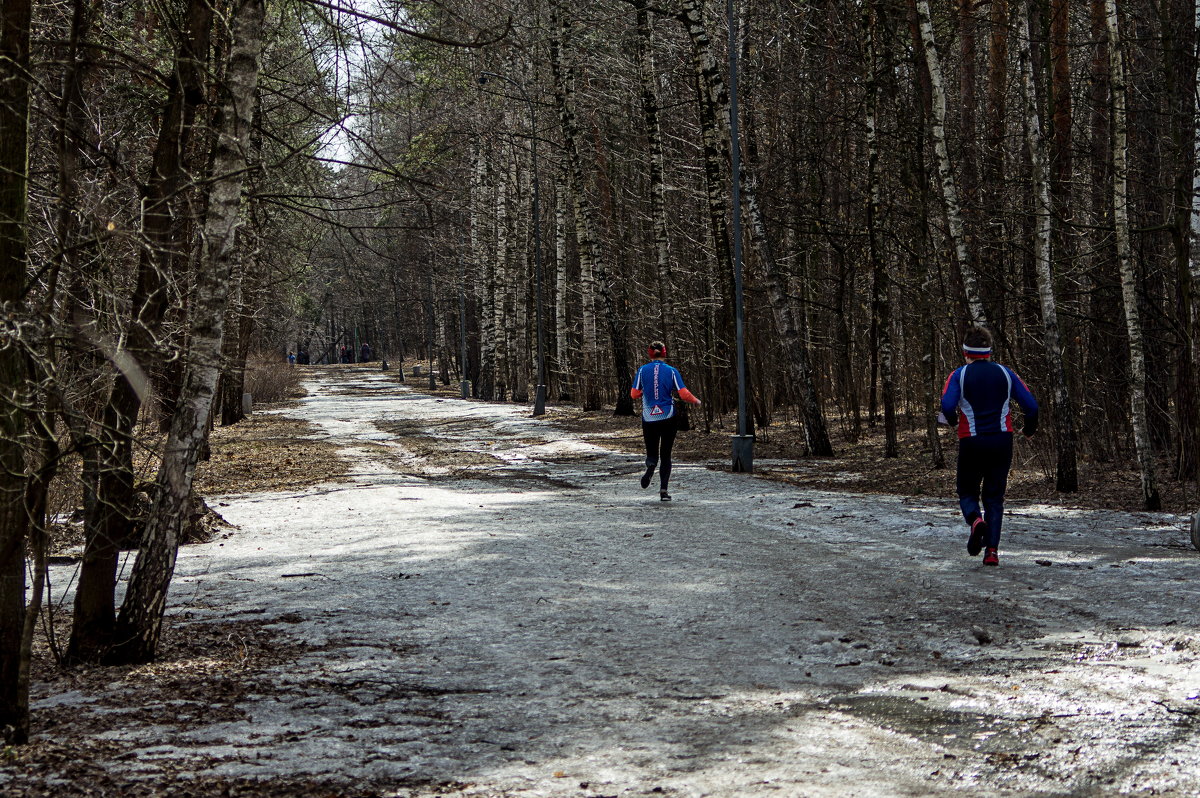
[
  {"x1": 361, "y1": 342, "x2": 372, "y2": 362},
  {"x1": 631, "y1": 341, "x2": 701, "y2": 502},
  {"x1": 939, "y1": 326, "x2": 1038, "y2": 566},
  {"x1": 287, "y1": 351, "x2": 296, "y2": 365}
]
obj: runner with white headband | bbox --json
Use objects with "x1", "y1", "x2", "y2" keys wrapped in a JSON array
[{"x1": 939, "y1": 326, "x2": 1039, "y2": 566}]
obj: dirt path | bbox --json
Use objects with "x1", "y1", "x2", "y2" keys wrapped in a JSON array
[{"x1": 17, "y1": 370, "x2": 1200, "y2": 796}]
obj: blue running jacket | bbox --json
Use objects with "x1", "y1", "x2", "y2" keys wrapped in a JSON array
[
  {"x1": 632, "y1": 361, "x2": 688, "y2": 423},
  {"x1": 940, "y1": 360, "x2": 1039, "y2": 439}
]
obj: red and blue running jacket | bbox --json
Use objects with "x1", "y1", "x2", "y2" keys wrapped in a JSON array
[{"x1": 940, "y1": 360, "x2": 1039, "y2": 439}]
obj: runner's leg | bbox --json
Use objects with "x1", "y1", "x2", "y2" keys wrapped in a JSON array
[
  {"x1": 642, "y1": 421, "x2": 661, "y2": 488},
  {"x1": 956, "y1": 437, "x2": 985, "y2": 524},
  {"x1": 980, "y1": 434, "x2": 1014, "y2": 549},
  {"x1": 659, "y1": 418, "x2": 678, "y2": 491}
]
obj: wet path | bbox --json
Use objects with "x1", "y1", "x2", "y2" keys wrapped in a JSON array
[{"x1": 52, "y1": 371, "x2": 1200, "y2": 796}]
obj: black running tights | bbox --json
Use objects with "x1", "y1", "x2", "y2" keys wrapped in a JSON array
[{"x1": 642, "y1": 418, "x2": 678, "y2": 490}]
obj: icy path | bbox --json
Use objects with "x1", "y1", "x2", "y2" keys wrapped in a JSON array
[{"x1": 65, "y1": 372, "x2": 1200, "y2": 795}]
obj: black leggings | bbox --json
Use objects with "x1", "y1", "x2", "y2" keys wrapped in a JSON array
[{"x1": 642, "y1": 417, "x2": 678, "y2": 490}]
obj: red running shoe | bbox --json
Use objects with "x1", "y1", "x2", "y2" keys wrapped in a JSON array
[
  {"x1": 967, "y1": 516, "x2": 988, "y2": 557},
  {"x1": 983, "y1": 547, "x2": 999, "y2": 566}
]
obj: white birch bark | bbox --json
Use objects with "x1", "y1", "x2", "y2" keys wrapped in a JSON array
[
  {"x1": 553, "y1": 163, "x2": 573, "y2": 399},
  {"x1": 111, "y1": 0, "x2": 266, "y2": 662},
  {"x1": 550, "y1": 8, "x2": 600, "y2": 407},
  {"x1": 635, "y1": 0, "x2": 673, "y2": 340},
  {"x1": 1020, "y1": 0, "x2": 1078, "y2": 490},
  {"x1": 512, "y1": 151, "x2": 530, "y2": 402},
  {"x1": 1192, "y1": 0, "x2": 1200, "y2": 303},
  {"x1": 916, "y1": 0, "x2": 987, "y2": 325},
  {"x1": 1106, "y1": 0, "x2": 1160, "y2": 509},
  {"x1": 493, "y1": 138, "x2": 511, "y2": 401},
  {"x1": 680, "y1": 0, "x2": 832, "y2": 452},
  {"x1": 473, "y1": 143, "x2": 495, "y2": 399}
]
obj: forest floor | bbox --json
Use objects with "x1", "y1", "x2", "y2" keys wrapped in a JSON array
[{"x1": 6, "y1": 365, "x2": 1200, "y2": 797}]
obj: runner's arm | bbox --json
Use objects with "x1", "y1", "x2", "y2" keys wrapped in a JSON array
[
  {"x1": 939, "y1": 369, "x2": 961, "y2": 425},
  {"x1": 1009, "y1": 370, "x2": 1039, "y2": 436},
  {"x1": 678, "y1": 387, "x2": 701, "y2": 405}
]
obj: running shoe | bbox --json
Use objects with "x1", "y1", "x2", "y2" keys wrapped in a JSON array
[
  {"x1": 640, "y1": 465, "x2": 655, "y2": 489},
  {"x1": 660, "y1": 491, "x2": 672, "y2": 502},
  {"x1": 967, "y1": 516, "x2": 988, "y2": 557},
  {"x1": 983, "y1": 547, "x2": 999, "y2": 566}
]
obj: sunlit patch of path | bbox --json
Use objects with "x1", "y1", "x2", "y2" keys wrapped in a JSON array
[{"x1": 82, "y1": 370, "x2": 1200, "y2": 795}]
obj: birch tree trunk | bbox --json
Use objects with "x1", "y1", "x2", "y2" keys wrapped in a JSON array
[
  {"x1": 70, "y1": 0, "x2": 214, "y2": 663},
  {"x1": 1105, "y1": 0, "x2": 1160, "y2": 510},
  {"x1": 635, "y1": 0, "x2": 674, "y2": 344},
  {"x1": 553, "y1": 164, "x2": 574, "y2": 400},
  {"x1": 1020, "y1": 0, "x2": 1078, "y2": 491},
  {"x1": 551, "y1": 3, "x2": 628, "y2": 413},
  {"x1": 1191, "y1": 0, "x2": 1200, "y2": 478},
  {"x1": 0, "y1": 0, "x2": 32, "y2": 744},
  {"x1": 916, "y1": 0, "x2": 987, "y2": 325},
  {"x1": 473, "y1": 142, "x2": 496, "y2": 400},
  {"x1": 109, "y1": 0, "x2": 266, "y2": 664},
  {"x1": 493, "y1": 141, "x2": 511, "y2": 402},
  {"x1": 680, "y1": 0, "x2": 831, "y2": 452},
  {"x1": 512, "y1": 152, "x2": 530, "y2": 403}
]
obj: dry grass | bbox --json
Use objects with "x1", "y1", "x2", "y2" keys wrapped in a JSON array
[{"x1": 195, "y1": 403, "x2": 349, "y2": 497}]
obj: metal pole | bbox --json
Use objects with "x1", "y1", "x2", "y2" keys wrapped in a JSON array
[
  {"x1": 480, "y1": 70, "x2": 546, "y2": 416},
  {"x1": 459, "y1": 253, "x2": 470, "y2": 398},
  {"x1": 728, "y1": 0, "x2": 753, "y2": 473}
]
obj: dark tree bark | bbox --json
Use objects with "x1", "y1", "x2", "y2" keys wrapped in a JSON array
[{"x1": 0, "y1": 0, "x2": 32, "y2": 745}]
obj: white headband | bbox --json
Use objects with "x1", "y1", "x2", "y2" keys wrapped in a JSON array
[{"x1": 963, "y1": 345, "x2": 992, "y2": 358}]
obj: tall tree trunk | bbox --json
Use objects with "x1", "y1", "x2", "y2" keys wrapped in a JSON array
[
  {"x1": 635, "y1": 0, "x2": 674, "y2": 346},
  {"x1": 1105, "y1": 0, "x2": 1160, "y2": 510},
  {"x1": 680, "y1": 0, "x2": 734, "y2": 413},
  {"x1": 71, "y1": 0, "x2": 214, "y2": 663},
  {"x1": 549, "y1": 18, "x2": 598, "y2": 408},
  {"x1": 473, "y1": 142, "x2": 496, "y2": 400},
  {"x1": 1165, "y1": 0, "x2": 1199, "y2": 479},
  {"x1": 1188, "y1": 0, "x2": 1200, "y2": 479},
  {"x1": 1020, "y1": 0, "x2": 1078, "y2": 491},
  {"x1": 679, "y1": 0, "x2": 830, "y2": 450},
  {"x1": 866, "y1": 0, "x2": 898, "y2": 458},
  {"x1": 915, "y1": 0, "x2": 987, "y2": 325},
  {"x1": 550, "y1": 3, "x2": 632, "y2": 415},
  {"x1": 553, "y1": 163, "x2": 574, "y2": 401},
  {"x1": 0, "y1": 0, "x2": 32, "y2": 744},
  {"x1": 493, "y1": 141, "x2": 511, "y2": 402},
  {"x1": 109, "y1": 0, "x2": 266, "y2": 664}
]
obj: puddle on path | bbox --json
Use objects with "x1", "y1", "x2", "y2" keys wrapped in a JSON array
[{"x1": 828, "y1": 693, "x2": 1033, "y2": 754}]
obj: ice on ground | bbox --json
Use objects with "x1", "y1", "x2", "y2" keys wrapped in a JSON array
[{"x1": 25, "y1": 370, "x2": 1200, "y2": 797}]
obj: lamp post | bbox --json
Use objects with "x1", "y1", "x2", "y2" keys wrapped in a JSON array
[
  {"x1": 728, "y1": 0, "x2": 753, "y2": 473},
  {"x1": 478, "y1": 70, "x2": 547, "y2": 416}
]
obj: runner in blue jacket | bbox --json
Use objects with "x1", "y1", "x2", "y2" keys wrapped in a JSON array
[
  {"x1": 940, "y1": 327, "x2": 1039, "y2": 566},
  {"x1": 630, "y1": 341, "x2": 701, "y2": 502}
]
